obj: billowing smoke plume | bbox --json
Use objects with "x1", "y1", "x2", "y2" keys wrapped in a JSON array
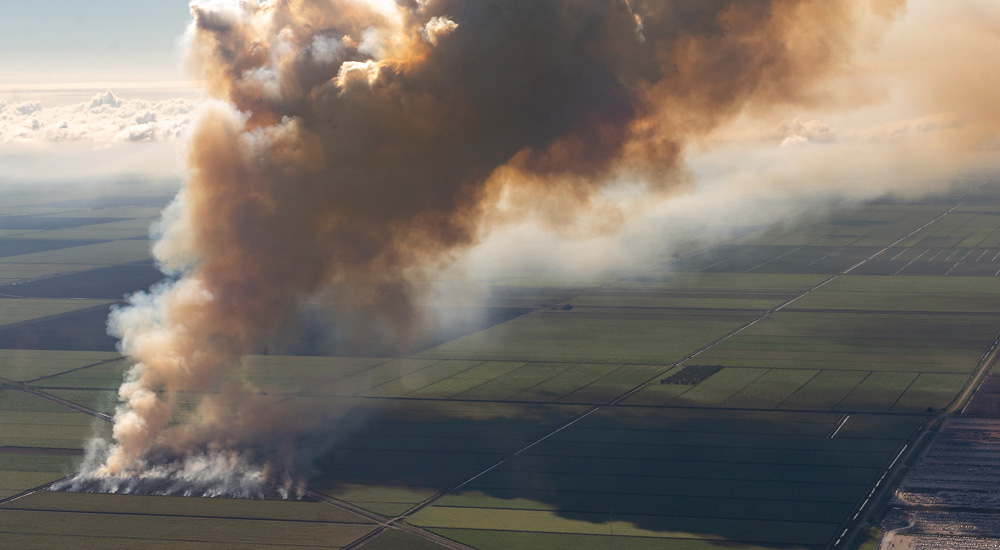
[{"x1": 64, "y1": 0, "x2": 910, "y2": 495}]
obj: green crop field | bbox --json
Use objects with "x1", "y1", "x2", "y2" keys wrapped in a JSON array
[{"x1": 1, "y1": 181, "x2": 1000, "y2": 549}]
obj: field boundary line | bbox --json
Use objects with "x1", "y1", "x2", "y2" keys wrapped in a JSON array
[
  {"x1": 0, "y1": 476, "x2": 71, "y2": 508},
  {"x1": 886, "y1": 373, "x2": 922, "y2": 412},
  {"x1": 772, "y1": 370, "x2": 822, "y2": 410},
  {"x1": 23, "y1": 356, "x2": 124, "y2": 385},
  {"x1": 0, "y1": 258, "x2": 156, "y2": 291},
  {"x1": 308, "y1": 490, "x2": 477, "y2": 550},
  {"x1": 0, "y1": 376, "x2": 112, "y2": 422},
  {"x1": 829, "y1": 372, "x2": 874, "y2": 412},
  {"x1": 394, "y1": 407, "x2": 600, "y2": 521},
  {"x1": 828, "y1": 415, "x2": 850, "y2": 439},
  {"x1": 0, "y1": 505, "x2": 377, "y2": 525},
  {"x1": 608, "y1": 198, "x2": 962, "y2": 409}
]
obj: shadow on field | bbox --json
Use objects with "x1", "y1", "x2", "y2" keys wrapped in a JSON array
[{"x1": 306, "y1": 403, "x2": 882, "y2": 549}]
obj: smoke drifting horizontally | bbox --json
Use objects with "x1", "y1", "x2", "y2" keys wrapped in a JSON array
[{"x1": 61, "y1": 0, "x2": 912, "y2": 496}]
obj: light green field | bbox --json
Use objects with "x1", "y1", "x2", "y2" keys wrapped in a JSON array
[
  {"x1": 28, "y1": 358, "x2": 129, "y2": 390},
  {"x1": 0, "y1": 240, "x2": 151, "y2": 265},
  {"x1": 0, "y1": 390, "x2": 109, "y2": 448},
  {"x1": 2, "y1": 184, "x2": 999, "y2": 550},
  {"x1": 41, "y1": 206, "x2": 166, "y2": 219},
  {"x1": 21, "y1": 218, "x2": 153, "y2": 240},
  {"x1": 432, "y1": 529, "x2": 800, "y2": 550},
  {"x1": 890, "y1": 373, "x2": 970, "y2": 413},
  {"x1": 695, "y1": 312, "x2": 991, "y2": 373},
  {"x1": 833, "y1": 372, "x2": 919, "y2": 413},
  {"x1": 410, "y1": 506, "x2": 837, "y2": 546},
  {"x1": 778, "y1": 371, "x2": 872, "y2": 411},
  {"x1": 0, "y1": 262, "x2": 105, "y2": 281},
  {"x1": 787, "y1": 275, "x2": 1000, "y2": 312},
  {"x1": 0, "y1": 510, "x2": 376, "y2": 549},
  {"x1": 667, "y1": 367, "x2": 767, "y2": 406},
  {"x1": 3, "y1": 491, "x2": 368, "y2": 523},
  {"x1": 416, "y1": 310, "x2": 756, "y2": 364},
  {"x1": 0, "y1": 349, "x2": 119, "y2": 381},
  {"x1": 363, "y1": 529, "x2": 454, "y2": 550},
  {"x1": 0, "y1": 298, "x2": 112, "y2": 327},
  {"x1": 0, "y1": 468, "x2": 70, "y2": 502},
  {"x1": 236, "y1": 354, "x2": 388, "y2": 394},
  {"x1": 722, "y1": 369, "x2": 819, "y2": 409}
]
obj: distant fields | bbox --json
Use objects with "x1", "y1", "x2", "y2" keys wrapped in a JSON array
[{"x1": 2, "y1": 180, "x2": 1000, "y2": 549}]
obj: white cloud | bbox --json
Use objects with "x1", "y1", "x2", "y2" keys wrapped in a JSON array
[
  {"x1": 89, "y1": 90, "x2": 124, "y2": 109},
  {"x1": 14, "y1": 101, "x2": 42, "y2": 116},
  {"x1": 0, "y1": 90, "x2": 198, "y2": 144}
]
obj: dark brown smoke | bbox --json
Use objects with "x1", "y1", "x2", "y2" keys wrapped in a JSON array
[{"x1": 87, "y1": 0, "x2": 904, "y2": 483}]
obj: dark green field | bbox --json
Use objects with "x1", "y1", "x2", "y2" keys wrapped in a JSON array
[{"x1": 2, "y1": 179, "x2": 1000, "y2": 548}]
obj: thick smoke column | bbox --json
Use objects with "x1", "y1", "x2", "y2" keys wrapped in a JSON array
[{"x1": 68, "y1": 0, "x2": 904, "y2": 494}]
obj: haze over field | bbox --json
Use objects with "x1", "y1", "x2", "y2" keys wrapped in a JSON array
[{"x1": 4, "y1": 0, "x2": 992, "y2": 496}]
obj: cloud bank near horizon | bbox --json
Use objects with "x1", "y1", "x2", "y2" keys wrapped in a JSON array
[{"x1": 0, "y1": 90, "x2": 197, "y2": 144}]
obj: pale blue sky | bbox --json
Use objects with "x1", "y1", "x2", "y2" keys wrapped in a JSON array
[{"x1": 0, "y1": 1, "x2": 192, "y2": 86}]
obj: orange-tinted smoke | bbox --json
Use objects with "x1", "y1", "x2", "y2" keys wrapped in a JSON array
[{"x1": 101, "y1": 0, "x2": 904, "y2": 476}]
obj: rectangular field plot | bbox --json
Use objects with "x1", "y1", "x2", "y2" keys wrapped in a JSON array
[
  {"x1": 40, "y1": 389, "x2": 120, "y2": 416},
  {"x1": 0, "y1": 304, "x2": 119, "y2": 351},
  {"x1": 2, "y1": 490, "x2": 370, "y2": 523},
  {"x1": 0, "y1": 508, "x2": 375, "y2": 550},
  {"x1": 0, "y1": 298, "x2": 112, "y2": 328},
  {"x1": 0, "y1": 349, "x2": 119, "y2": 382},
  {"x1": 833, "y1": 372, "x2": 918, "y2": 413},
  {"x1": 308, "y1": 399, "x2": 588, "y2": 517},
  {"x1": 0, "y1": 238, "x2": 104, "y2": 259},
  {"x1": 0, "y1": 239, "x2": 151, "y2": 266},
  {"x1": 778, "y1": 371, "x2": 872, "y2": 411},
  {"x1": 20, "y1": 218, "x2": 153, "y2": 240},
  {"x1": 0, "y1": 262, "x2": 163, "y2": 299},
  {"x1": 890, "y1": 373, "x2": 970, "y2": 413},
  {"x1": 669, "y1": 244, "x2": 884, "y2": 275},
  {"x1": 40, "y1": 206, "x2": 166, "y2": 219},
  {"x1": 625, "y1": 366, "x2": 953, "y2": 413},
  {"x1": 30, "y1": 358, "x2": 129, "y2": 390},
  {"x1": 0, "y1": 452, "x2": 78, "y2": 501},
  {"x1": 568, "y1": 272, "x2": 827, "y2": 312},
  {"x1": 694, "y1": 311, "x2": 995, "y2": 374},
  {"x1": 431, "y1": 530, "x2": 794, "y2": 550},
  {"x1": 786, "y1": 275, "x2": 1000, "y2": 313},
  {"x1": 415, "y1": 309, "x2": 757, "y2": 364},
  {"x1": 362, "y1": 529, "x2": 455, "y2": 550},
  {"x1": 0, "y1": 216, "x2": 112, "y2": 231},
  {"x1": 0, "y1": 262, "x2": 105, "y2": 282},
  {"x1": 410, "y1": 407, "x2": 920, "y2": 550},
  {"x1": 236, "y1": 355, "x2": 388, "y2": 394},
  {"x1": 0, "y1": 390, "x2": 109, "y2": 449}
]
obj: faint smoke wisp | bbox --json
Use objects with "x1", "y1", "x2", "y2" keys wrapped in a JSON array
[{"x1": 62, "y1": 0, "x2": 913, "y2": 496}]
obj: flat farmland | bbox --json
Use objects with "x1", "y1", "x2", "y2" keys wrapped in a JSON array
[
  {"x1": 0, "y1": 390, "x2": 110, "y2": 448},
  {"x1": 0, "y1": 262, "x2": 163, "y2": 299},
  {"x1": 415, "y1": 308, "x2": 758, "y2": 364},
  {"x1": 567, "y1": 272, "x2": 829, "y2": 312},
  {"x1": 694, "y1": 311, "x2": 993, "y2": 373},
  {"x1": 0, "y1": 239, "x2": 152, "y2": 266},
  {"x1": 2, "y1": 182, "x2": 1000, "y2": 549},
  {"x1": 786, "y1": 275, "x2": 1000, "y2": 312},
  {"x1": 0, "y1": 506, "x2": 376, "y2": 550},
  {"x1": 409, "y1": 407, "x2": 923, "y2": 549},
  {"x1": 307, "y1": 399, "x2": 590, "y2": 516},
  {"x1": 0, "y1": 349, "x2": 119, "y2": 381},
  {"x1": 0, "y1": 389, "x2": 108, "y2": 502},
  {"x1": 0, "y1": 298, "x2": 113, "y2": 328}
]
